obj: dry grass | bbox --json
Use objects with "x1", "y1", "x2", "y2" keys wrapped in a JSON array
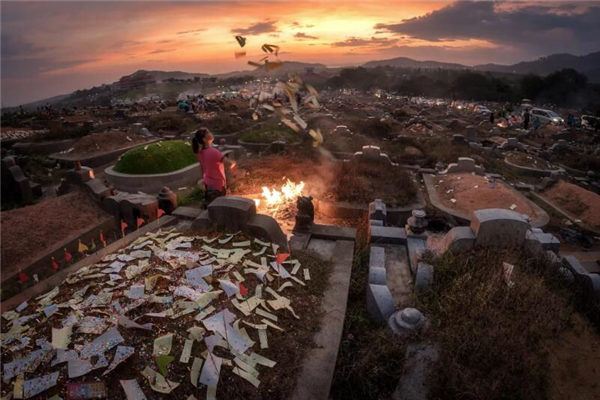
[
  {"x1": 333, "y1": 160, "x2": 417, "y2": 206},
  {"x1": 331, "y1": 216, "x2": 407, "y2": 399},
  {"x1": 419, "y1": 249, "x2": 576, "y2": 400}
]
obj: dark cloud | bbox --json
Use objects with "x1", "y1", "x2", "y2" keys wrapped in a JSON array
[
  {"x1": 232, "y1": 20, "x2": 278, "y2": 35},
  {"x1": 2, "y1": 35, "x2": 47, "y2": 58},
  {"x1": 176, "y1": 28, "x2": 205, "y2": 35},
  {"x1": 331, "y1": 36, "x2": 396, "y2": 48},
  {"x1": 294, "y1": 32, "x2": 319, "y2": 40},
  {"x1": 148, "y1": 49, "x2": 174, "y2": 54},
  {"x1": 374, "y1": 2, "x2": 600, "y2": 54}
]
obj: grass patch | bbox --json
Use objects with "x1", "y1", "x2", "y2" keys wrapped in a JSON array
[
  {"x1": 418, "y1": 249, "x2": 576, "y2": 400},
  {"x1": 331, "y1": 217, "x2": 407, "y2": 399},
  {"x1": 177, "y1": 186, "x2": 205, "y2": 207},
  {"x1": 114, "y1": 140, "x2": 197, "y2": 174}
]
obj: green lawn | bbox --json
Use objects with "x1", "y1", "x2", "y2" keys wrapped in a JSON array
[{"x1": 114, "y1": 140, "x2": 197, "y2": 174}]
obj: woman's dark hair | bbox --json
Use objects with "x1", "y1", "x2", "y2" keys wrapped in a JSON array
[{"x1": 191, "y1": 127, "x2": 211, "y2": 153}]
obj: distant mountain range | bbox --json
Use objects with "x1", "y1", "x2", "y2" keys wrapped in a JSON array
[
  {"x1": 6, "y1": 51, "x2": 599, "y2": 111},
  {"x1": 362, "y1": 51, "x2": 600, "y2": 82}
]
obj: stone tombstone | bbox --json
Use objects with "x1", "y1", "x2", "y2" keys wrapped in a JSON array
[
  {"x1": 388, "y1": 308, "x2": 427, "y2": 336},
  {"x1": 451, "y1": 134, "x2": 467, "y2": 145},
  {"x1": 414, "y1": 262, "x2": 434, "y2": 292},
  {"x1": 465, "y1": 125, "x2": 477, "y2": 142},
  {"x1": 406, "y1": 209, "x2": 427, "y2": 235},
  {"x1": 293, "y1": 196, "x2": 314, "y2": 233},
  {"x1": 157, "y1": 187, "x2": 177, "y2": 214},
  {"x1": 471, "y1": 208, "x2": 530, "y2": 248},
  {"x1": 366, "y1": 283, "x2": 395, "y2": 324},
  {"x1": 368, "y1": 199, "x2": 387, "y2": 223},
  {"x1": 207, "y1": 196, "x2": 257, "y2": 231}
]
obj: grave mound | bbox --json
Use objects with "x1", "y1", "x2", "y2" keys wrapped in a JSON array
[{"x1": 114, "y1": 140, "x2": 197, "y2": 175}]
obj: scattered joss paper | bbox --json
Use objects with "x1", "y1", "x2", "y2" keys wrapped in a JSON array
[
  {"x1": 65, "y1": 381, "x2": 107, "y2": 399},
  {"x1": 22, "y1": 372, "x2": 59, "y2": 398},
  {"x1": 120, "y1": 379, "x2": 147, "y2": 400},
  {"x1": 104, "y1": 346, "x2": 135, "y2": 375}
]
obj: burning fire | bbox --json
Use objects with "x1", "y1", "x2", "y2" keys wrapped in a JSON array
[{"x1": 260, "y1": 179, "x2": 305, "y2": 208}]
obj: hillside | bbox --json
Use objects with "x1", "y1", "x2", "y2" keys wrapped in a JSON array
[
  {"x1": 475, "y1": 52, "x2": 600, "y2": 81},
  {"x1": 363, "y1": 57, "x2": 467, "y2": 70}
]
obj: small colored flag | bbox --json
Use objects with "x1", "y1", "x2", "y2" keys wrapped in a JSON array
[
  {"x1": 64, "y1": 248, "x2": 72, "y2": 263},
  {"x1": 121, "y1": 220, "x2": 128, "y2": 238},
  {"x1": 51, "y1": 257, "x2": 59, "y2": 271},
  {"x1": 90, "y1": 239, "x2": 96, "y2": 251},
  {"x1": 239, "y1": 283, "x2": 248, "y2": 297},
  {"x1": 136, "y1": 217, "x2": 145, "y2": 229},
  {"x1": 276, "y1": 253, "x2": 290, "y2": 265},
  {"x1": 157, "y1": 209, "x2": 166, "y2": 218},
  {"x1": 78, "y1": 239, "x2": 89, "y2": 253},
  {"x1": 100, "y1": 230, "x2": 106, "y2": 247},
  {"x1": 18, "y1": 271, "x2": 29, "y2": 284}
]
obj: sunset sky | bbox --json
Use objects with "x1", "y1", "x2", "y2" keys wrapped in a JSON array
[{"x1": 2, "y1": 1, "x2": 600, "y2": 106}]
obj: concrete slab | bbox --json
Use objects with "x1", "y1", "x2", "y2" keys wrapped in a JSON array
[
  {"x1": 172, "y1": 206, "x2": 203, "y2": 220},
  {"x1": 291, "y1": 240, "x2": 354, "y2": 400},
  {"x1": 384, "y1": 245, "x2": 413, "y2": 308},
  {"x1": 407, "y1": 237, "x2": 427, "y2": 275},
  {"x1": 366, "y1": 284, "x2": 395, "y2": 323},
  {"x1": 311, "y1": 224, "x2": 356, "y2": 241},
  {"x1": 307, "y1": 238, "x2": 338, "y2": 260},
  {"x1": 393, "y1": 344, "x2": 439, "y2": 400},
  {"x1": 370, "y1": 226, "x2": 407, "y2": 245}
]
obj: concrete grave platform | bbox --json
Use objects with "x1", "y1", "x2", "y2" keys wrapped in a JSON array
[{"x1": 105, "y1": 162, "x2": 201, "y2": 194}]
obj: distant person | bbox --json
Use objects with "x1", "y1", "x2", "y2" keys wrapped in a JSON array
[
  {"x1": 533, "y1": 117, "x2": 541, "y2": 132},
  {"x1": 567, "y1": 113, "x2": 575, "y2": 127},
  {"x1": 191, "y1": 128, "x2": 236, "y2": 206},
  {"x1": 523, "y1": 109, "x2": 530, "y2": 130},
  {"x1": 489, "y1": 112, "x2": 495, "y2": 124}
]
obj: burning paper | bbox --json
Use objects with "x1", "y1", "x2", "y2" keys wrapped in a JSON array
[{"x1": 22, "y1": 372, "x2": 59, "y2": 398}]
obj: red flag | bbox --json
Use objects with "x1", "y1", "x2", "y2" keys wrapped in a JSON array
[
  {"x1": 51, "y1": 257, "x2": 59, "y2": 271},
  {"x1": 136, "y1": 217, "x2": 145, "y2": 229},
  {"x1": 18, "y1": 271, "x2": 29, "y2": 284},
  {"x1": 100, "y1": 230, "x2": 106, "y2": 247},
  {"x1": 157, "y1": 209, "x2": 166, "y2": 218},
  {"x1": 239, "y1": 283, "x2": 248, "y2": 297},
  {"x1": 121, "y1": 220, "x2": 128, "y2": 231},
  {"x1": 276, "y1": 253, "x2": 290, "y2": 265},
  {"x1": 64, "y1": 248, "x2": 72, "y2": 263}
]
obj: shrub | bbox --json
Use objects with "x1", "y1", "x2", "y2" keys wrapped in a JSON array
[{"x1": 114, "y1": 140, "x2": 197, "y2": 174}]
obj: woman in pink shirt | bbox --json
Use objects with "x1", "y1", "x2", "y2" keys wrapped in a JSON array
[{"x1": 192, "y1": 128, "x2": 235, "y2": 205}]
